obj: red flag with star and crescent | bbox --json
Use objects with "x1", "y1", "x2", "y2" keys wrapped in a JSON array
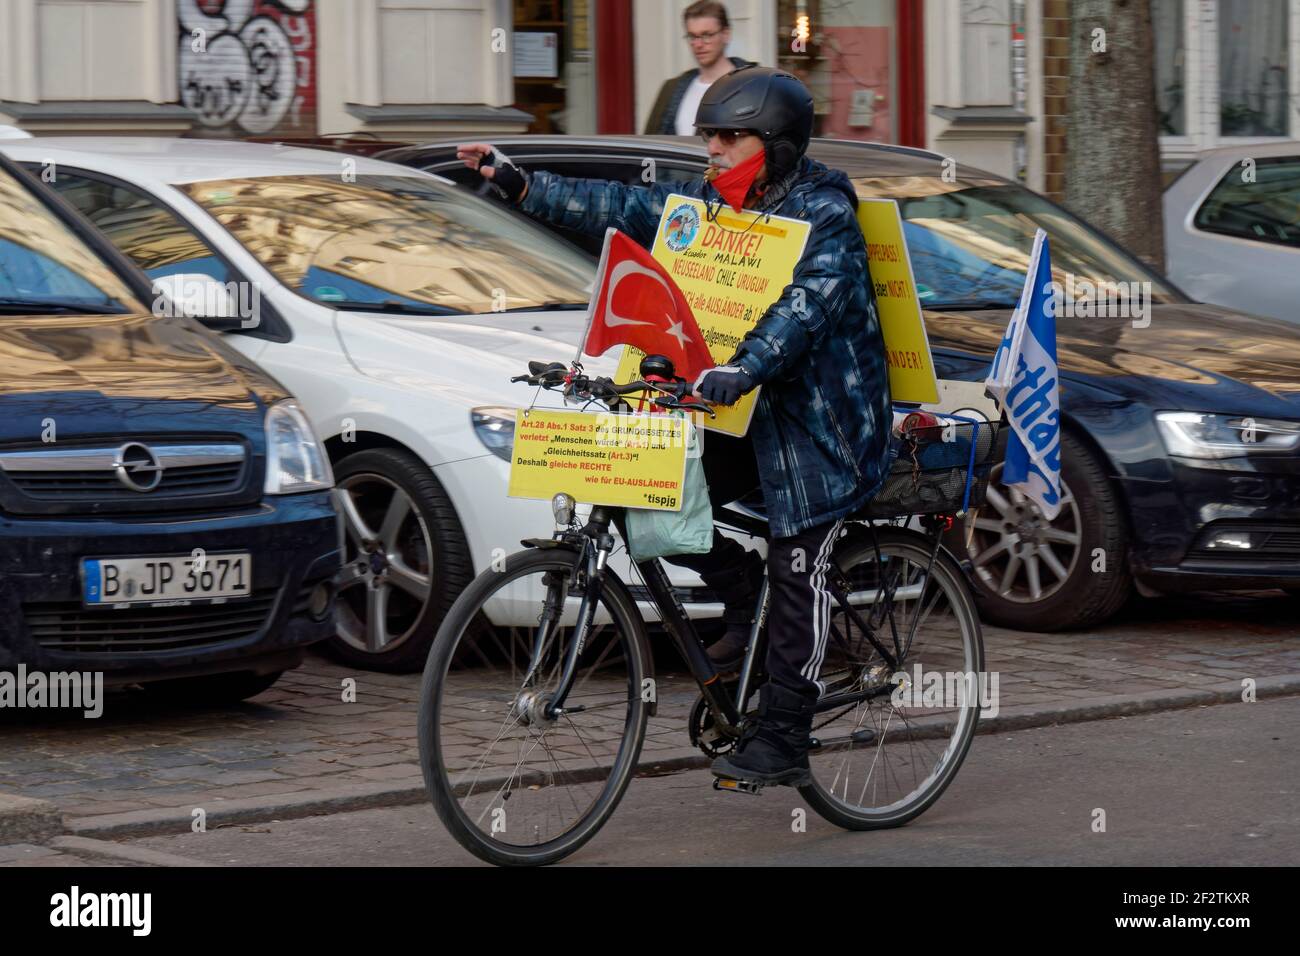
[{"x1": 579, "y1": 228, "x2": 715, "y2": 381}]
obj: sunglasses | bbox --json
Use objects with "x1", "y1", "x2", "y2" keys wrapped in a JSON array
[{"x1": 697, "y1": 128, "x2": 753, "y2": 146}]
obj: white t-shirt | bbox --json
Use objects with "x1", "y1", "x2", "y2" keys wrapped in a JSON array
[{"x1": 675, "y1": 77, "x2": 711, "y2": 136}]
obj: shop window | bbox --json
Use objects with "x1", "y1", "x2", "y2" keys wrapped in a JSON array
[
  {"x1": 776, "y1": 0, "x2": 897, "y2": 143},
  {"x1": 1152, "y1": 0, "x2": 1186, "y2": 135},
  {"x1": 513, "y1": 0, "x2": 596, "y2": 134},
  {"x1": 1218, "y1": 0, "x2": 1289, "y2": 136}
]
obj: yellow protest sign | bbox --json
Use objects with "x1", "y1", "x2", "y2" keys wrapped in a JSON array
[
  {"x1": 507, "y1": 409, "x2": 690, "y2": 511},
  {"x1": 614, "y1": 194, "x2": 811, "y2": 436},
  {"x1": 857, "y1": 198, "x2": 939, "y2": 405}
]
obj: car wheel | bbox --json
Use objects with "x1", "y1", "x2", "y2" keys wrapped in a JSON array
[
  {"x1": 143, "y1": 670, "x2": 283, "y2": 706},
  {"x1": 325, "y1": 448, "x2": 473, "y2": 673},
  {"x1": 949, "y1": 429, "x2": 1132, "y2": 631}
]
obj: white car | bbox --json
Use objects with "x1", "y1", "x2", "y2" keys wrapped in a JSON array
[
  {"x1": 0, "y1": 138, "x2": 744, "y2": 671},
  {"x1": 1163, "y1": 141, "x2": 1300, "y2": 325}
]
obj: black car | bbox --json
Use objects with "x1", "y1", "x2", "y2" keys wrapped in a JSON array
[
  {"x1": 0, "y1": 152, "x2": 340, "y2": 702},
  {"x1": 380, "y1": 135, "x2": 1300, "y2": 631}
]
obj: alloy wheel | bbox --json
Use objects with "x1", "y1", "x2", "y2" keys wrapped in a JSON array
[
  {"x1": 335, "y1": 473, "x2": 434, "y2": 652},
  {"x1": 963, "y1": 463, "x2": 1083, "y2": 603}
]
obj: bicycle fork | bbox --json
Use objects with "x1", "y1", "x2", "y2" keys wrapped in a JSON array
[{"x1": 539, "y1": 523, "x2": 614, "y2": 721}]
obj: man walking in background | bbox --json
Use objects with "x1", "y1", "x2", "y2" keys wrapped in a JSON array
[{"x1": 644, "y1": 1, "x2": 752, "y2": 135}]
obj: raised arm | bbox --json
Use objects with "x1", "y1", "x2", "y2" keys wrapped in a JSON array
[{"x1": 457, "y1": 142, "x2": 674, "y2": 248}]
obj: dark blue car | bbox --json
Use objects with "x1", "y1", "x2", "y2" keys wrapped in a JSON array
[
  {"x1": 0, "y1": 153, "x2": 340, "y2": 704},
  {"x1": 381, "y1": 135, "x2": 1300, "y2": 632}
]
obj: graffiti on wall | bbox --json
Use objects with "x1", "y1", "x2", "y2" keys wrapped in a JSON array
[{"x1": 179, "y1": 0, "x2": 316, "y2": 137}]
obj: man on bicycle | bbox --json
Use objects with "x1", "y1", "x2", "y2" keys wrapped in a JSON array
[{"x1": 457, "y1": 65, "x2": 892, "y2": 787}]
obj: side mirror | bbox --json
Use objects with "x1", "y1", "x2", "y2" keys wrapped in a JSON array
[{"x1": 151, "y1": 273, "x2": 257, "y2": 330}]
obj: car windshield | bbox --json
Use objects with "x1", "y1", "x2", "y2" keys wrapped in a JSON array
[
  {"x1": 851, "y1": 176, "x2": 1180, "y2": 309},
  {"x1": 180, "y1": 174, "x2": 596, "y2": 315},
  {"x1": 0, "y1": 165, "x2": 137, "y2": 316}
]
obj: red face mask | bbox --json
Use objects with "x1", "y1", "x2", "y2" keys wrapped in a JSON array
[{"x1": 708, "y1": 147, "x2": 766, "y2": 213}]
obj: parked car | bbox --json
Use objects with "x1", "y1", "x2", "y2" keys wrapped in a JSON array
[
  {"x1": 1163, "y1": 141, "x2": 1300, "y2": 325},
  {"x1": 1, "y1": 137, "x2": 727, "y2": 673},
  {"x1": 377, "y1": 135, "x2": 1300, "y2": 631},
  {"x1": 0, "y1": 151, "x2": 340, "y2": 701}
]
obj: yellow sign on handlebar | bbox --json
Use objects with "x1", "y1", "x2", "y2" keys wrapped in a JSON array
[{"x1": 506, "y1": 409, "x2": 692, "y2": 511}]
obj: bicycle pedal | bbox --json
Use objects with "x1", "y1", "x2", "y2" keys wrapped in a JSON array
[{"x1": 713, "y1": 777, "x2": 763, "y2": 795}]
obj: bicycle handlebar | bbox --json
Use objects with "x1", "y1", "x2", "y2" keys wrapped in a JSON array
[{"x1": 512, "y1": 357, "x2": 718, "y2": 418}]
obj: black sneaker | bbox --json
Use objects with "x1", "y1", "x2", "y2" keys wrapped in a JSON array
[{"x1": 710, "y1": 683, "x2": 815, "y2": 787}]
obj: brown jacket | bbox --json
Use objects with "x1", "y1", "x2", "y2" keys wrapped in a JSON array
[{"x1": 643, "y1": 56, "x2": 753, "y2": 134}]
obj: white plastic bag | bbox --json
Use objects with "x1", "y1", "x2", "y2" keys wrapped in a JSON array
[{"x1": 624, "y1": 420, "x2": 712, "y2": 562}]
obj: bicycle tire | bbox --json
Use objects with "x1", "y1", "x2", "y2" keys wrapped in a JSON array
[
  {"x1": 417, "y1": 547, "x2": 652, "y2": 866},
  {"x1": 798, "y1": 526, "x2": 984, "y2": 830}
]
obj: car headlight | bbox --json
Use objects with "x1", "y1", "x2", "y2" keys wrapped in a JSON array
[
  {"x1": 472, "y1": 406, "x2": 517, "y2": 462},
  {"x1": 264, "y1": 400, "x2": 333, "y2": 494},
  {"x1": 1155, "y1": 411, "x2": 1300, "y2": 459}
]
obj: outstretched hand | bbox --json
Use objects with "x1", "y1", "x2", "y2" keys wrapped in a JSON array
[{"x1": 455, "y1": 143, "x2": 528, "y2": 203}]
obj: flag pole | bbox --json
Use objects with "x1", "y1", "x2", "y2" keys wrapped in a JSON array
[{"x1": 576, "y1": 227, "x2": 618, "y2": 365}]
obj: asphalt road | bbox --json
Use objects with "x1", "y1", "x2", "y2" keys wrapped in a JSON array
[{"x1": 128, "y1": 695, "x2": 1299, "y2": 866}]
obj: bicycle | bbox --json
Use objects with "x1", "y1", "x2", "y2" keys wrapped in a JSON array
[{"x1": 417, "y1": 355, "x2": 998, "y2": 866}]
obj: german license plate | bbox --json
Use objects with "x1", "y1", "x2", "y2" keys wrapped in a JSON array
[{"x1": 81, "y1": 552, "x2": 252, "y2": 607}]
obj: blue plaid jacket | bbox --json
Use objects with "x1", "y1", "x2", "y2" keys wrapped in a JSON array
[{"x1": 519, "y1": 156, "x2": 892, "y2": 539}]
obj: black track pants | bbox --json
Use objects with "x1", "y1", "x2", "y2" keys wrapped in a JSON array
[{"x1": 661, "y1": 430, "x2": 845, "y2": 701}]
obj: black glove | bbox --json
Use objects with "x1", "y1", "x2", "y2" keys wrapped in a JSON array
[
  {"x1": 693, "y1": 364, "x2": 755, "y2": 406},
  {"x1": 479, "y1": 148, "x2": 528, "y2": 204}
]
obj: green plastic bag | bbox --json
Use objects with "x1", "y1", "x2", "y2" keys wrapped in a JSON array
[{"x1": 624, "y1": 419, "x2": 713, "y2": 562}]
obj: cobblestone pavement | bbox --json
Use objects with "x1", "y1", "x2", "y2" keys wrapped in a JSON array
[{"x1": 0, "y1": 592, "x2": 1296, "y2": 826}]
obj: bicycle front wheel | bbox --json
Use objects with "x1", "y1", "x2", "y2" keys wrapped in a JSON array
[
  {"x1": 799, "y1": 526, "x2": 985, "y2": 830},
  {"x1": 417, "y1": 547, "x2": 651, "y2": 866}
]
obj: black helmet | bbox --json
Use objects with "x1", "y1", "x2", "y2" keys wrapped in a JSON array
[{"x1": 694, "y1": 64, "x2": 814, "y2": 178}]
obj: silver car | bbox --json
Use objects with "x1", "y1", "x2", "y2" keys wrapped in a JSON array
[{"x1": 1163, "y1": 141, "x2": 1300, "y2": 324}]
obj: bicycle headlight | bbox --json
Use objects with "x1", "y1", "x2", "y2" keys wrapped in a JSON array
[
  {"x1": 1155, "y1": 411, "x2": 1300, "y2": 459},
  {"x1": 264, "y1": 399, "x2": 333, "y2": 494},
  {"x1": 552, "y1": 493, "x2": 575, "y2": 526},
  {"x1": 472, "y1": 406, "x2": 517, "y2": 462}
]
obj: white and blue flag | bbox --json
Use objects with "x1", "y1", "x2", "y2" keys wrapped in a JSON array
[{"x1": 985, "y1": 229, "x2": 1062, "y2": 520}]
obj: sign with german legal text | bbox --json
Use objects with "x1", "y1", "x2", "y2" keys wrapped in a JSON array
[{"x1": 507, "y1": 409, "x2": 689, "y2": 511}]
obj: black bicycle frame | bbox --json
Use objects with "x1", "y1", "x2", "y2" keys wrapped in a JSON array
[{"x1": 542, "y1": 502, "x2": 905, "y2": 729}]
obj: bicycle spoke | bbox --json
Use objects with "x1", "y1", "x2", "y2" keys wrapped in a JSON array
[
  {"x1": 423, "y1": 552, "x2": 646, "y2": 862},
  {"x1": 806, "y1": 530, "x2": 982, "y2": 830}
]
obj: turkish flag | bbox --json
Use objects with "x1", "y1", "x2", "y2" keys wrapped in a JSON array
[{"x1": 581, "y1": 228, "x2": 715, "y2": 381}]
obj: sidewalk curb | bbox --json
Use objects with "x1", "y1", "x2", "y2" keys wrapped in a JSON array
[
  {"x1": 0, "y1": 792, "x2": 64, "y2": 845},
  {"x1": 49, "y1": 835, "x2": 219, "y2": 868},
  {"x1": 67, "y1": 675, "x2": 1300, "y2": 841}
]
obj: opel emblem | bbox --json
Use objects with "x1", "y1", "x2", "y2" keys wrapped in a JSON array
[{"x1": 113, "y1": 442, "x2": 164, "y2": 492}]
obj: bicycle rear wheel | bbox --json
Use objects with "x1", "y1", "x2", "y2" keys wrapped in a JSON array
[
  {"x1": 417, "y1": 547, "x2": 651, "y2": 866},
  {"x1": 799, "y1": 525, "x2": 984, "y2": 829}
]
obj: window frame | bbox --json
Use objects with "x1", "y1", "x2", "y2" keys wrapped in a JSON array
[
  {"x1": 1158, "y1": 0, "x2": 1300, "y2": 167},
  {"x1": 0, "y1": 153, "x2": 158, "y2": 314},
  {"x1": 22, "y1": 164, "x2": 293, "y2": 343},
  {"x1": 1191, "y1": 154, "x2": 1300, "y2": 248}
]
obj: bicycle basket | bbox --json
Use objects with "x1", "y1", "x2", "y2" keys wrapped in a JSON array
[{"x1": 859, "y1": 419, "x2": 1000, "y2": 519}]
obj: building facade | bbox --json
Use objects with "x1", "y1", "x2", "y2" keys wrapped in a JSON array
[{"x1": 0, "y1": 0, "x2": 1294, "y2": 200}]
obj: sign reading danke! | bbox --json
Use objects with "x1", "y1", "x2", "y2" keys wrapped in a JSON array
[
  {"x1": 507, "y1": 409, "x2": 689, "y2": 511},
  {"x1": 615, "y1": 194, "x2": 812, "y2": 437}
]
